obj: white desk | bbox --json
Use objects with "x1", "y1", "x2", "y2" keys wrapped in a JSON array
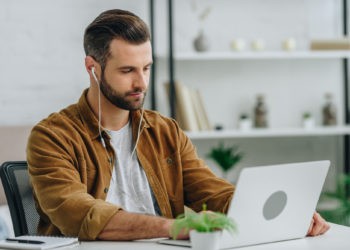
[{"x1": 76, "y1": 223, "x2": 350, "y2": 250}]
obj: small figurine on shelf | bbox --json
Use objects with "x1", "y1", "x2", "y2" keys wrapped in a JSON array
[
  {"x1": 254, "y1": 94, "x2": 268, "y2": 128},
  {"x1": 230, "y1": 38, "x2": 246, "y2": 51},
  {"x1": 322, "y1": 93, "x2": 337, "y2": 126},
  {"x1": 282, "y1": 37, "x2": 297, "y2": 51},
  {"x1": 214, "y1": 124, "x2": 224, "y2": 130},
  {"x1": 251, "y1": 38, "x2": 265, "y2": 51}
]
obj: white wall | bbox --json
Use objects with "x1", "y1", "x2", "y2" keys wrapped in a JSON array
[{"x1": 0, "y1": 0, "x2": 149, "y2": 125}]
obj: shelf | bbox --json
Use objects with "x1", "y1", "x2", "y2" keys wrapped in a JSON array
[
  {"x1": 186, "y1": 126, "x2": 350, "y2": 140},
  {"x1": 158, "y1": 50, "x2": 350, "y2": 61}
]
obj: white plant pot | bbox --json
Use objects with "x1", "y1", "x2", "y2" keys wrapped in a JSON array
[
  {"x1": 303, "y1": 117, "x2": 315, "y2": 129},
  {"x1": 189, "y1": 230, "x2": 222, "y2": 250},
  {"x1": 238, "y1": 119, "x2": 252, "y2": 130}
]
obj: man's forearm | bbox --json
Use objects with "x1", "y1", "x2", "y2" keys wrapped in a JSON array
[{"x1": 98, "y1": 210, "x2": 173, "y2": 240}]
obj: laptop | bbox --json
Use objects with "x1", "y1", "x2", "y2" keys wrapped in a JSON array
[{"x1": 158, "y1": 160, "x2": 330, "y2": 249}]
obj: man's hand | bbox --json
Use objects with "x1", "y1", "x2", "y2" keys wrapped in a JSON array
[
  {"x1": 98, "y1": 210, "x2": 174, "y2": 240},
  {"x1": 307, "y1": 212, "x2": 330, "y2": 236}
]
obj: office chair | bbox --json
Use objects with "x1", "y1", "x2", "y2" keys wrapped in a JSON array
[{"x1": 0, "y1": 161, "x2": 39, "y2": 236}]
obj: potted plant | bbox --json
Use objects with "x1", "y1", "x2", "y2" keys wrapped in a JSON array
[
  {"x1": 206, "y1": 142, "x2": 244, "y2": 180},
  {"x1": 302, "y1": 112, "x2": 315, "y2": 129},
  {"x1": 171, "y1": 204, "x2": 236, "y2": 250},
  {"x1": 238, "y1": 113, "x2": 252, "y2": 130},
  {"x1": 319, "y1": 174, "x2": 350, "y2": 226}
]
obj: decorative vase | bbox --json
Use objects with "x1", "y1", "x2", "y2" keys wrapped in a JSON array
[
  {"x1": 193, "y1": 30, "x2": 209, "y2": 52},
  {"x1": 189, "y1": 230, "x2": 221, "y2": 250},
  {"x1": 254, "y1": 94, "x2": 268, "y2": 128},
  {"x1": 322, "y1": 92, "x2": 337, "y2": 126}
]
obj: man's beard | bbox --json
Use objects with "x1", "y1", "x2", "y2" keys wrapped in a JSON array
[{"x1": 99, "y1": 71, "x2": 146, "y2": 111}]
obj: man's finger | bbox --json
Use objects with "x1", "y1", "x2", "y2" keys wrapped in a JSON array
[{"x1": 308, "y1": 212, "x2": 330, "y2": 236}]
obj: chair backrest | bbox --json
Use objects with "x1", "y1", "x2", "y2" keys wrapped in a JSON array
[{"x1": 0, "y1": 161, "x2": 40, "y2": 236}]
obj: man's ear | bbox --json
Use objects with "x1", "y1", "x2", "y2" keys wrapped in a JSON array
[{"x1": 85, "y1": 56, "x2": 101, "y2": 80}]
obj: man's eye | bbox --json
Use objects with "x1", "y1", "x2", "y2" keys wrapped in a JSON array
[{"x1": 121, "y1": 69, "x2": 132, "y2": 73}]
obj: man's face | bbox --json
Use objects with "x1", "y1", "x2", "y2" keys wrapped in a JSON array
[{"x1": 99, "y1": 39, "x2": 152, "y2": 111}]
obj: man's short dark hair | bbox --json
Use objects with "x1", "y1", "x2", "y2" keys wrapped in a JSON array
[{"x1": 84, "y1": 9, "x2": 151, "y2": 69}]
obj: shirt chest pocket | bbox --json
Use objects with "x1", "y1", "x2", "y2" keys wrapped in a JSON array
[{"x1": 160, "y1": 153, "x2": 183, "y2": 201}]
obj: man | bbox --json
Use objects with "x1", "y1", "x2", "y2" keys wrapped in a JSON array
[{"x1": 27, "y1": 9, "x2": 329, "y2": 241}]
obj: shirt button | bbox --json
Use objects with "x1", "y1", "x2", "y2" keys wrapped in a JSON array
[
  {"x1": 166, "y1": 158, "x2": 173, "y2": 165},
  {"x1": 104, "y1": 187, "x2": 109, "y2": 193}
]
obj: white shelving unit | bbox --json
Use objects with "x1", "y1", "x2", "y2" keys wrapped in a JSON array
[
  {"x1": 172, "y1": 50, "x2": 350, "y2": 61},
  {"x1": 168, "y1": 49, "x2": 350, "y2": 140},
  {"x1": 162, "y1": 0, "x2": 350, "y2": 176},
  {"x1": 186, "y1": 125, "x2": 350, "y2": 140},
  {"x1": 160, "y1": 49, "x2": 349, "y2": 139}
]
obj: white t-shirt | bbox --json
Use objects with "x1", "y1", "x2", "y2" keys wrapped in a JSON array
[{"x1": 105, "y1": 122, "x2": 157, "y2": 215}]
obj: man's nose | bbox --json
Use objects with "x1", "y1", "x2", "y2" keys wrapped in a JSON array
[{"x1": 133, "y1": 71, "x2": 148, "y2": 90}]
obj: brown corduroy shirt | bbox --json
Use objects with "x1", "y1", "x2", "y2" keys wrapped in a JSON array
[{"x1": 26, "y1": 89, "x2": 234, "y2": 240}]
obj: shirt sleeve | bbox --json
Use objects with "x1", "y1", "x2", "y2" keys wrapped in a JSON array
[
  {"x1": 176, "y1": 121, "x2": 235, "y2": 213},
  {"x1": 27, "y1": 123, "x2": 121, "y2": 240}
]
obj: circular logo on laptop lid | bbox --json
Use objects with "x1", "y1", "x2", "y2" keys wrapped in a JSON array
[{"x1": 263, "y1": 190, "x2": 288, "y2": 220}]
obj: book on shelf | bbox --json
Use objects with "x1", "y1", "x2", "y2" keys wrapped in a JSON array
[
  {"x1": 190, "y1": 89, "x2": 212, "y2": 131},
  {"x1": 310, "y1": 38, "x2": 350, "y2": 50},
  {"x1": 174, "y1": 82, "x2": 199, "y2": 131},
  {"x1": 0, "y1": 235, "x2": 79, "y2": 250},
  {"x1": 164, "y1": 82, "x2": 211, "y2": 131}
]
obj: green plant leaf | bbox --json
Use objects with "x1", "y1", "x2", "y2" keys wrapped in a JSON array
[
  {"x1": 319, "y1": 173, "x2": 350, "y2": 226},
  {"x1": 171, "y1": 204, "x2": 237, "y2": 239},
  {"x1": 206, "y1": 142, "x2": 244, "y2": 172}
]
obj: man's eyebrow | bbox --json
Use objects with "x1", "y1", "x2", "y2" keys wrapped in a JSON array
[
  {"x1": 117, "y1": 62, "x2": 153, "y2": 70},
  {"x1": 118, "y1": 65, "x2": 135, "y2": 70},
  {"x1": 144, "y1": 61, "x2": 153, "y2": 67}
]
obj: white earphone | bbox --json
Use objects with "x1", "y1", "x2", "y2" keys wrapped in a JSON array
[{"x1": 91, "y1": 67, "x2": 99, "y2": 85}]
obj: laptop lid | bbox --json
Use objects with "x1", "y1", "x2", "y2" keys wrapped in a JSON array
[
  {"x1": 158, "y1": 160, "x2": 330, "y2": 249},
  {"x1": 220, "y1": 160, "x2": 330, "y2": 249}
]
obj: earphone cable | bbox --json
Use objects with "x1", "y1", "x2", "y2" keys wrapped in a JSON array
[
  {"x1": 91, "y1": 68, "x2": 105, "y2": 148},
  {"x1": 92, "y1": 68, "x2": 148, "y2": 211},
  {"x1": 131, "y1": 107, "x2": 144, "y2": 158}
]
